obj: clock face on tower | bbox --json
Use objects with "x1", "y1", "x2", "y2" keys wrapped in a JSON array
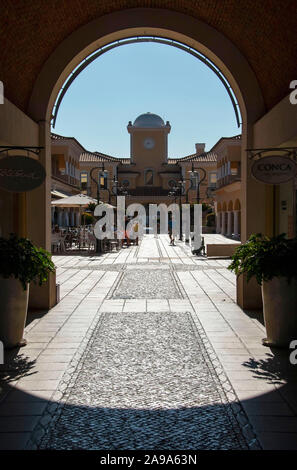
[{"x1": 143, "y1": 137, "x2": 155, "y2": 149}]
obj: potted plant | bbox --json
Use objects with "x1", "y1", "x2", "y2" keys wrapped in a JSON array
[
  {"x1": 0, "y1": 234, "x2": 55, "y2": 349},
  {"x1": 228, "y1": 233, "x2": 297, "y2": 348}
]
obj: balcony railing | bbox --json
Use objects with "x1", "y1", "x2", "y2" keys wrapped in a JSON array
[{"x1": 216, "y1": 174, "x2": 241, "y2": 189}]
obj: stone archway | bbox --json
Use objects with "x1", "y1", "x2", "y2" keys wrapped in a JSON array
[
  {"x1": 25, "y1": 8, "x2": 266, "y2": 308},
  {"x1": 221, "y1": 202, "x2": 228, "y2": 235},
  {"x1": 27, "y1": 9, "x2": 265, "y2": 123},
  {"x1": 234, "y1": 199, "x2": 241, "y2": 239}
]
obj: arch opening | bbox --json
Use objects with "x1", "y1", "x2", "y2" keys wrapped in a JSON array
[
  {"x1": 25, "y1": 8, "x2": 267, "y2": 311},
  {"x1": 51, "y1": 36, "x2": 241, "y2": 129},
  {"x1": 234, "y1": 199, "x2": 241, "y2": 211}
]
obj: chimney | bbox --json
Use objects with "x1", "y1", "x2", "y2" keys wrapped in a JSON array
[{"x1": 195, "y1": 143, "x2": 205, "y2": 155}]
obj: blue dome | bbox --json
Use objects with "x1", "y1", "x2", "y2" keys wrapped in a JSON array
[{"x1": 133, "y1": 112, "x2": 165, "y2": 128}]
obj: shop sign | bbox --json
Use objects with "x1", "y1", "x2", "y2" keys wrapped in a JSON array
[
  {"x1": 0, "y1": 155, "x2": 46, "y2": 192},
  {"x1": 251, "y1": 155, "x2": 297, "y2": 184}
]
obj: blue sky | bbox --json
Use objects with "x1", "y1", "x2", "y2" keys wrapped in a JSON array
[{"x1": 52, "y1": 42, "x2": 241, "y2": 158}]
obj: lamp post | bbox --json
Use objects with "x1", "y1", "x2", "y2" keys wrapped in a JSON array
[
  {"x1": 167, "y1": 165, "x2": 207, "y2": 245},
  {"x1": 90, "y1": 164, "x2": 108, "y2": 253},
  {"x1": 177, "y1": 177, "x2": 184, "y2": 241},
  {"x1": 187, "y1": 164, "x2": 207, "y2": 255},
  {"x1": 105, "y1": 174, "x2": 129, "y2": 242},
  {"x1": 188, "y1": 163, "x2": 207, "y2": 204},
  {"x1": 110, "y1": 176, "x2": 129, "y2": 201},
  {"x1": 104, "y1": 175, "x2": 118, "y2": 204}
]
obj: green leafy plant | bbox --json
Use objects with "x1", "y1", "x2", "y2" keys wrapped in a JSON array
[
  {"x1": 0, "y1": 234, "x2": 55, "y2": 290},
  {"x1": 87, "y1": 202, "x2": 96, "y2": 212},
  {"x1": 228, "y1": 233, "x2": 297, "y2": 285}
]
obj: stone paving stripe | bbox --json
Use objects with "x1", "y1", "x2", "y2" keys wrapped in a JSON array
[
  {"x1": 111, "y1": 270, "x2": 182, "y2": 299},
  {"x1": 39, "y1": 311, "x2": 250, "y2": 450}
]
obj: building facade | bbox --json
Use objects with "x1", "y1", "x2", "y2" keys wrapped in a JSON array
[
  {"x1": 52, "y1": 112, "x2": 217, "y2": 226},
  {"x1": 77, "y1": 112, "x2": 217, "y2": 211},
  {"x1": 213, "y1": 135, "x2": 242, "y2": 239},
  {"x1": 51, "y1": 134, "x2": 83, "y2": 227}
]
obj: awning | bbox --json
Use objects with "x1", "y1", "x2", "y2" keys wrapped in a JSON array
[
  {"x1": 51, "y1": 189, "x2": 71, "y2": 199},
  {"x1": 51, "y1": 193, "x2": 98, "y2": 207}
]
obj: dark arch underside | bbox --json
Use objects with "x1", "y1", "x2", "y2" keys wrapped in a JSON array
[{"x1": 51, "y1": 36, "x2": 241, "y2": 129}]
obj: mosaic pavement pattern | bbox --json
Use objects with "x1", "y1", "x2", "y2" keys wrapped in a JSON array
[
  {"x1": 111, "y1": 270, "x2": 183, "y2": 299},
  {"x1": 40, "y1": 312, "x2": 248, "y2": 450},
  {"x1": 59, "y1": 263, "x2": 230, "y2": 272}
]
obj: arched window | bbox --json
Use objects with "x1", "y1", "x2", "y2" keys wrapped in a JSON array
[{"x1": 144, "y1": 169, "x2": 154, "y2": 185}]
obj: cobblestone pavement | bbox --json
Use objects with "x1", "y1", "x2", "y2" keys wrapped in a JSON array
[
  {"x1": 40, "y1": 312, "x2": 247, "y2": 450},
  {"x1": 1, "y1": 235, "x2": 297, "y2": 450}
]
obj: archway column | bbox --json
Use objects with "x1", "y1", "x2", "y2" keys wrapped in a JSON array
[
  {"x1": 216, "y1": 213, "x2": 221, "y2": 233},
  {"x1": 57, "y1": 208, "x2": 63, "y2": 227},
  {"x1": 64, "y1": 209, "x2": 69, "y2": 227},
  {"x1": 227, "y1": 211, "x2": 233, "y2": 236},
  {"x1": 221, "y1": 212, "x2": 226, "y2": 235},
  {"x1": 76, "y1": 210, "x2": 80, "y2": 227},
  {"x1": 70, "y1": 210, "x2": 75, "y2": 226},
  {"x1": 237, "y1": 130, "x2": 266, "y2": 309},
  {"x1": 234, "y1": 210, "x2": 240, "y2": 238},
  {"x1": 51, "y1": 206, "x2": 55, "y2": 226},
  {"x1": 27, "y1": 121, "x2": 51, "y2": 249}
]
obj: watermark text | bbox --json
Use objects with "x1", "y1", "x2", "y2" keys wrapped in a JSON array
[
  {"x1": 93, "y1": 197, "x2": 203, "y2": 249},
  {"x1": 289, "y1": 80, "x2": 297, "y2": 104},
  {"x1": 289, "y1": 340, "x2": 297, "y2": 365},
  {"x1": 0, "y1": 341, "x2": 4, "y2": 365}
]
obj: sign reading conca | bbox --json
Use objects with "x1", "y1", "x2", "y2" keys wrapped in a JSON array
[
  {"x1": 0, "y1": 156, "x2": 46, "y2": 192},
  {"x1": 251, "y1": 155, "x2": 297, "y2": 184}
]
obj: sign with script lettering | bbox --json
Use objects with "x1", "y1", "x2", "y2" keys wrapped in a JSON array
[
  {"x1": 251, "y1": 155, "x2": 297, "y2": 184},
  {"x1": 0, "y1": 155, "x2": 46, "y2": 192}
]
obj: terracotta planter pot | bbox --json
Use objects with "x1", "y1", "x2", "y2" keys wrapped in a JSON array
[
  {"x1": 0, "y1": 277, "x2": 29, "y2": 348},
  {"x1": 262, "y1": 277, "x2": 297, "y2": 348}
]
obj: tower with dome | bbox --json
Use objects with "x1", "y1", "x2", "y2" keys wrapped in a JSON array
[{"x1": 126, "y1": 112, "x2": 171, "y2": 186}]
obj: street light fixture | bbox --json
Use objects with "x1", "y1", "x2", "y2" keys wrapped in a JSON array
[
  {"x1": 167, "y1": 164, "x2": 207, "y2": 245},
  {"x1": 188, "y1": 163, "x2": 207, "y2": 204},
  {"x1": 168, "y1": 175, "x2": 185, "y2": 241},
  {"x1": 187, "y1": 163, "x2": 208, "y2": 255},
  {"x1": 90, "y1": 167, "x2": 130, "y2": 253}
]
